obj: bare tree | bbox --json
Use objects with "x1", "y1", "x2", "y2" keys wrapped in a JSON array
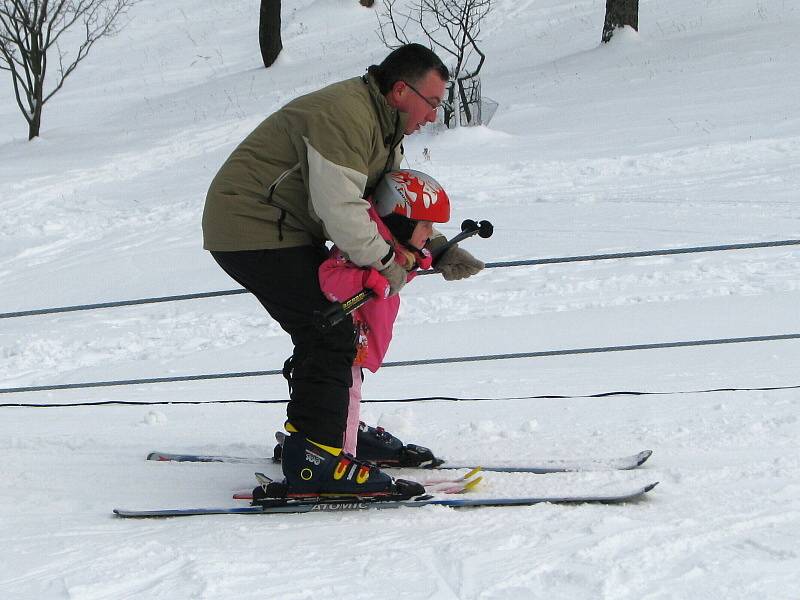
[
  {"x1": 0, "y1": 0, "x2": 137, "y2": 140},
  {"x1": 377, "y1": 0, "x2": 491, "y2": 128},
  {"x1": 602, "y1": 0, "x2": 639, "y2": 43},
  {"x1": 259, "y1": 0, "x2": 281, "y2": 68}
]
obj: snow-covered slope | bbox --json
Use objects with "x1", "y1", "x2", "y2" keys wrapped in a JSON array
[{"x1": 1, "y1": 0, "x2": 799, "y2": 598}]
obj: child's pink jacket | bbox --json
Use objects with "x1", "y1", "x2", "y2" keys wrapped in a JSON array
[{"x1": 318, "y1": 205, "x2": 418, "y2": 373}]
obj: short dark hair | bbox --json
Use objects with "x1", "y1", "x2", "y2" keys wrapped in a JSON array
[{"x1": 369, "y1": 43, "x2": 449, "y2": 95}]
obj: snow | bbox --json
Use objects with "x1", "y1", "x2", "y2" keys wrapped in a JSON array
[{"x1": 1, "y1": 0, "x2": 799, "y2": 598}]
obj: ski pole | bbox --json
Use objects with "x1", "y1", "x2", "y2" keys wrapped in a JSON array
[{"x1": 314, "y1": 219, "x2": 493, "y2": 331}]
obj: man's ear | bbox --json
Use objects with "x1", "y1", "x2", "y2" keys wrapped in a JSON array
[
  {"x1": 391, "y1": 80, "x2": 409, "y2": 99},
  {"x1": 386, "y1": 80, "x2": 405, "y2": 108}
]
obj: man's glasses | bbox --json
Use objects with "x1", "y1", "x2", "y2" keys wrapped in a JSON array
[{"x1": 403, "y1": 81, "x2": 452, "y2": 113}]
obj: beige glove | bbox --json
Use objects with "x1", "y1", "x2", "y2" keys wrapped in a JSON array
[
  {"x1": 436, "y1": 245, "x2": 485, "y2": 281},
  {"x1": 380, "y1": 261, "x2": 408, "y2": 296}
]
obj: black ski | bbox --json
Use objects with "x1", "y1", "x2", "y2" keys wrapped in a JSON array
[
  {"x1": 146, "y1": 449, "x2": 652, "y2": 474},
  {"x1": 114, "y1": 482, "x2": 658, "y2": 518}
]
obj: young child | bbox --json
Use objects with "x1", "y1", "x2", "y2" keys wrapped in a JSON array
[{"x1": 318, "y1": 169, "x2": 451, "y2": 457}]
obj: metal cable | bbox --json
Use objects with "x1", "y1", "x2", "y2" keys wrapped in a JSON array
[
  {"x1": 2, "y1": 332, "x2": 798, "y2": 395},
  {"x1": 3, "y1": 382, "x2": 799, "y2": 408},
  {"x1": 3, "y1": 238, "x2": 799, "y2": 320}
]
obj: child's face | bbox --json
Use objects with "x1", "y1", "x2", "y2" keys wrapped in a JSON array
[{"x1": 409, "y1": 220, "x2": 434, "y2": 250}]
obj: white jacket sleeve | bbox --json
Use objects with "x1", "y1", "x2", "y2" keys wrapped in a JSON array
[{"x1": 305, "y1": 137, "x2": 394, "y2": 270}]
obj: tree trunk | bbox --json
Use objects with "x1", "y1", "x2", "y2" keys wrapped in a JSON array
[
  {"x1": 443, "y1": 81, "x2": 456, "y2": 128},
  {"x1": 602, "y1": 0, "x2": 639, "y2": 43},
  {"x1": 28, "y1": 108, "x2": 42, "y2": 140},
  {"x1": 458, "y1": 80, "x2": 472, "y2": 126},
  {"x1": 259, "y1": 0, "x2": 282, "y2": 68},
  {"x1": 28, "y1": 34, "x2": 44, "y2": 140},
  {"x1": 29, "y1": 57, "x2": 44, "y2": 140}
]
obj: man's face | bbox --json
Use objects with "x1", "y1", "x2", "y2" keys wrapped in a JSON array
[{"x1": 387, "y1": 70, "x2": 448, "y2": 135}]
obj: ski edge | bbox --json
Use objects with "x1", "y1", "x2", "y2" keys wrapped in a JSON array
[
  {"x1": 145, "y1": 450, "x2": 653, "y2": 473},
  {"x1": 113, "y1": 482, "x2": 658, "y2": 518},
  {"x1": 442, "y1": 449, "x2": 653, "y2": 473}
]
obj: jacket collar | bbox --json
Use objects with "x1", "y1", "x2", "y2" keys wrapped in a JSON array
[{"x1": 364, "y1": 71, "x2": 408, "y2": 146}]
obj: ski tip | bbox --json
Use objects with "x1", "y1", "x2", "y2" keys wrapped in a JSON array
[
  {"x1": 643, "y1": 481, "x2": 659, "y2": 494},
  {"x1": 636, "y1": 450, "x2": 653, "y2": 466}
]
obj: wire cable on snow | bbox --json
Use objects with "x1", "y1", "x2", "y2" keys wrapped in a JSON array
[
  {"x1": 0, "y1": 289, "x2": 250, "y2": 320},
  {"x1": 3, "y1": 238, "x2": 800, "y2": 320},
  {"x1": 2, "y1": 332, "x2": 798, "y2": 395},
  {"x1": 2, "y1": 382, "x2": 800, "y2": 408}
]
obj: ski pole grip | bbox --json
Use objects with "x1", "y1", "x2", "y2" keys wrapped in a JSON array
[
  {"x1": 314, "y1": 289, "x2": 374, "y2": 331},
  {"x1": 431, "y1": 219, "x2": 493, "y2": 265}
]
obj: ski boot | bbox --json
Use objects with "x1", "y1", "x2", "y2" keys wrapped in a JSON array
[
  {"x1": 272, "y1": 424, "x2": 444, "y2": 468},
  {"x1": 258, "y1": 432, "x2": 424, "y2": 502},
  {"x1": 355, "y1": 422, "x2": 444, "y2": 468}
]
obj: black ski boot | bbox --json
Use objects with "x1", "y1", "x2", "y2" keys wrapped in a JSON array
[
  {"x1": 270, "y1": 432, "x2": 424, "y2": 500},
  {"x1": 272, "y1": 426, "x2": 444, "y2": 469},
  {"x1": 355, "y1": 422, "x2": 444, "y2": 468}
]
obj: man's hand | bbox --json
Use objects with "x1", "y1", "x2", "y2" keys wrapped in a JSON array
[
  {"x1": 436, "y1": 245, "x2": 485, "y2": 281},
  {"x1": 380, "y1": 261, "x2": 408, "y2": 296}
]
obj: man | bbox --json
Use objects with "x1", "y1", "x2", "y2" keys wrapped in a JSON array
[{"x1": 202, "y1": 43, "x2": 484, "y2": 498}]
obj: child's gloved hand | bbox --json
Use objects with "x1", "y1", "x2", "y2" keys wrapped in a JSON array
[
  {"x1": 416, "y1": 248, "x2": 433, "y2": 271},
  {"x1": 363, "y1": 268, "x2": 391, "y2": 299}
]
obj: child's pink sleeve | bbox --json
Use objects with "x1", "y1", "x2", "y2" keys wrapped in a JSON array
[{"x1": 319, "y1": 250, "x2": 372, "y2": 303}]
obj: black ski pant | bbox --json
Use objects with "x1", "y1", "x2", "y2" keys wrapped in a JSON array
[{"x1": 211, "y1": 246, "x2": 357, "y2": 447}]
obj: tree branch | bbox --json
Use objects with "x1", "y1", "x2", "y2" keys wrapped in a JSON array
[{"x1": 0, "y1": 0, "x2": 139, "y2": 138}]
